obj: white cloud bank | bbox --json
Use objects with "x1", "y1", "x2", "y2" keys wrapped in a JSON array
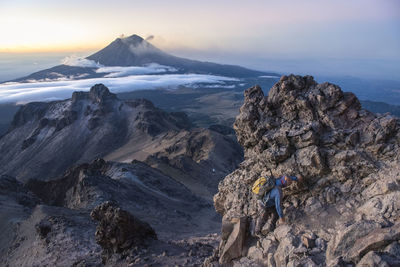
[
  {"x1": 0, "y1": 74, "x2": 238, "y2": 103},
  {"x1": 259, "y1": 75, "x2": 280, "y2": 78},
  {"x1": 96, "y1": 63, "x2": 177, "y2": 77},
  {"x1": 61, "y1": 56, "x2": 178, "y2": 78},
  {"x1": 61, "y1": 56, "x2": 177, "y2": 78}
]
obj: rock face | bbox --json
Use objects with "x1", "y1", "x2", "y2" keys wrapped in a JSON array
[
  {"x1": 209, "y1": 75, "x2": 400, "y2": 266},
  {"x1": 347, "y1": 223, "x2": 400, "y2": 262},
  {"x1": 90, "y1": 201, "x2": 157, "y2": 262}
]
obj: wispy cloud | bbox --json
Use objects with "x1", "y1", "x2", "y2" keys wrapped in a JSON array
[
  {"x1": 62, "y1": 55, "x2": 102, "y2": 68},
  {"x1": 0, "y1": 74, "x2": 238, "y2": 103},
  {"x1": 259, "y1": 75, "x2": 280, "y2": 79}
]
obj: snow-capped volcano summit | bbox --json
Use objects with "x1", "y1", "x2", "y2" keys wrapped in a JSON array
[{"x1": 87, "y1": 34, "x2": 167, "y2": 66}]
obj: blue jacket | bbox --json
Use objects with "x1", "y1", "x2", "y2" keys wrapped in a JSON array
[{"x1": 263, "y1": 175, "x2": 298, "y2": 218}]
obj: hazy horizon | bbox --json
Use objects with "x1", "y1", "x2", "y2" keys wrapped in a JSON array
[
  {"x1": 1, "y1": 46, "x2": 399, "y2": 83},
  {"x1": 1, "y1": 0, "x2": 399, "y2": 81}
]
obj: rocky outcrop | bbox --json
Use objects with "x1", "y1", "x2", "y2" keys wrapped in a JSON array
[
  {"x1": 219, "y1": 217, "x2": 248, "y2": 264},
  {"x1": 90, "y1": 201, "x2": 157, "y2": 262},
  {"x1": 209, "y1": 75, "x2": 400, "y2": 266}
]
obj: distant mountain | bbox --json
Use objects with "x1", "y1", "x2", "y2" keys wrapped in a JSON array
[
  {"x1": 11, "y1": 34, "x2": 276, "y2": 83},
  {"x1": 0, "y1": 103, "x2": 20, "y2": 136},
  {"x1": 361, "y1": 100, "x2": 400, "y2": 117}
]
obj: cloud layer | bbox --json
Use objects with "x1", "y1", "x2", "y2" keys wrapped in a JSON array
[
  {"x1": 0, "y1": 74, "x2": 238, "y2": 103},
  {"x1": 96, "y1": 63, "x2": 177, "y2": 77}
]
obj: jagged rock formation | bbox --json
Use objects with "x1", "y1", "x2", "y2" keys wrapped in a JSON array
[
  {"x1": 0, "y1": 83, "x2": 187, "y2": 181},
  {"x1": 0, "y1": 84, "x2": 242, "y2": 200},
  {"x1": 209, "y1": 75, "x2": 400, "y2": 266},
  {"x1": 91, "y1": 201, "x2": 157, "y2": 262}
]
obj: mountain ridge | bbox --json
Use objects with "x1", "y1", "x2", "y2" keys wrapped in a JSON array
[{"x1": 0, "y1": 84, "x2": 243, "y2": 200}]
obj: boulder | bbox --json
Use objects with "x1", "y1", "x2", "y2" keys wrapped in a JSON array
[
  {"x1": 219, "y1": 217, "x2": 247, "y2": 264},
  {"x1": 383, "y1": 241, "x2": 400, "y2": 257},
  {"x1": 247, "y1": 245, "x2": 264, "y2": 260},
  {"x1": 274, "y1": 234, "x2": 299, "y2": 267},
  {"x1": 274, "y1": 225, "x2": 293, "y2": 241},
  {"x1": 90, "y1": 201, "x2": 157, "y2": 262},
  {"x1": 326, "y1": 221, "x2": 380, "y2": 263},
  {"x1": 347, "y1": 223, "x2": 400, "y2": 262},
  {"x1": 356, "y1": 251, "x2": 389, "y2": 267},
  {"x1": 301, "y1": 233, "x2": 316, "y2": 249}
]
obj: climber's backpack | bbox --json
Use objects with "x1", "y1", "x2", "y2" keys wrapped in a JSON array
[{"x1": 252, "y1": 176, "x2": 275, "y2": 198}]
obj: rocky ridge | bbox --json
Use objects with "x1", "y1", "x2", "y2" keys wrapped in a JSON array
[
  {"x1": 0, "y1": 84, "x2": 189, "y2": 182},
  {"x1": 0, "y1": 84, "x2": 242, "y2": 201},
  {"x1": 209, "y1": 75, "x2": 400, "y2": 266}
]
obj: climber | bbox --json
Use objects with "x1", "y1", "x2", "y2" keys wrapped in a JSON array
[{"x1": 254, "y1": 175, "x2": 301, "y2": 235}]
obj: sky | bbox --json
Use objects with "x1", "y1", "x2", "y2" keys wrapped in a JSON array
[{"x1": 0, "y1": 0, "x2": 399, "y2": 80}]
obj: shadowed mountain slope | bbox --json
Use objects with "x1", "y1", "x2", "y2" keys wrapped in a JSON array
[
  {"x1": 0, "y1": 84, "x2": 189, "y2": 182},
  {"x1": 0, "y1": 84, "x2": 243, "y2": 200}
]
